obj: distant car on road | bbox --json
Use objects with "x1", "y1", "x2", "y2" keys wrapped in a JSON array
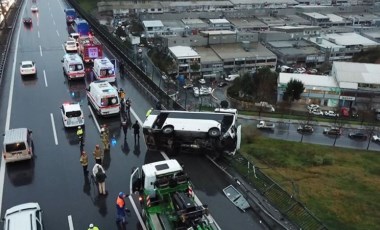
[
  {"x1": 23, "y1": 17, "x2": 32, "y2": 25},
  {"x1": 348, "y1": 132, "x2": 367, "y2": 141},
  {"x1": 297, "y1": 125, "x2": 314, "y2": 134},
  {"x1": 372, "y1": 134, "x2": 380, "y2": 143},
  {"x1": 324, "y1": 110, "x2": 339, "y2": 117},
  {"x1": 309, "y1": 109, "x2": 323, "y2": 116},
  {"x1": 64, "y1": 39, "x2": 77, "y2": 52},
  {"x1": 198, "y1": 78, "x2": 206, "y2": 84},
  {"x1": 60, "y1": 102, "x2": 84, "y2": 128},
  {"x1": 31, "y1": 5, "x2": 38, "y2": 12},
  {"x1": 323, "y1": 127, "x2": 342, "y2": 136},
  {"x1": 307, "y1": 104, "x2": 319, "y2": 111},
  {"x1": 20, "y1": 61, "x2": 36, "y2": 76}
]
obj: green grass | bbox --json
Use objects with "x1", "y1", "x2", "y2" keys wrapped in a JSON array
[
  {"x1": 78, "y1": 0, "x2": 98, "y2": 12},
  {"x1": 239, "y1": 126, "x2": 380, "y2": 230}
]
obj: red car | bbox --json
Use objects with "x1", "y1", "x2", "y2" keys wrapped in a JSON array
[{"x1": 23, "y1": 17, "x2": 32, "y2": 25}]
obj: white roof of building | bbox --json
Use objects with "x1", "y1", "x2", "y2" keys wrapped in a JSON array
[
  {"x1": 303, "y1": 12, "x2": 329, "y2": 19},
  {"x1": 169, "y1": 46, "x2": 199, "y2": 59},
  {"x1": 322, "y1": 33, "x2": 379, "y2": 46},
  {"x1": 279, "y1": 73, "x2": 338, "y2": 88},
  {"x1": 325, "y1": 14, "x2": 344, "y2": 22},
  {"x1": 200, "y1": 30, "x2": 236, "y2": 35},
  {"x1": 308, "y1": 37, "x2": 345, "y2": 49},
  {"x1": 209, "y1": 18, "x2": 230, "y2": 24},
  {"x1": 229, "y1": 0, "x2": 298, "y2": 4},
  {"x1": 272, "y1": 25, "x2": 320, "y2": 30},
  {"x1": 142, "y1": 20, "x2": 164, "y2": 28},
  {"x1": 333, "y1": 62, "x2": 380, "y2": 88}
]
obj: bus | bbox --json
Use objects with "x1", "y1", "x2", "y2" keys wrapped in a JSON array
[{"x1": 142, "y1": 108, "x2": 241, "y2": 157}]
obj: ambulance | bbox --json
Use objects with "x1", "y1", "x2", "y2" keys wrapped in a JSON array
[
  {"x1": 87, "y1": 80, "x2": 120, "y2": 116},
  {"x1": 61, "y1": 53, "x2": 85, "y2": 80},
  {"x1": 92, "y1": 57, "x2": 116, "y2": 82}
]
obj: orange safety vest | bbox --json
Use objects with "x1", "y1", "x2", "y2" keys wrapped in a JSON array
[{"x1": 116, "y1": 196, "x2": 125, "y2": 208}]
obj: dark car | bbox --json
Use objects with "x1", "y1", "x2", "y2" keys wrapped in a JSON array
[
  {"x1": 348, "y1": 132, "x2": 367, "y2": 140},
  {"x1": 297, "y1": 125, "x2": 314, "y2": 133},
  {"x1": 218, "y1": 81, "x2": 228, "y2": 87},
  {"x1": 23, "y1": 17, "x2": 32, "y2": 25},
  {"x1": 323, "y1": 127, "x2": 342, "y2": 136},
  {"x1": 351, "y1": 107, "x2": 359, "y2": 118}
]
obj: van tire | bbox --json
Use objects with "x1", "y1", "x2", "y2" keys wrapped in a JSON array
[
  {"x1": 162, "y1": 126, "x2": 174, "y2": 135},
  {"x1": 208, "y1": 128, "x2": 220, "y2": 137}
]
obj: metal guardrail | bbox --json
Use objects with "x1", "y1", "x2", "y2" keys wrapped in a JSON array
[{"x1": 66, "y1": 0, "x2": 184, "y2": 111}]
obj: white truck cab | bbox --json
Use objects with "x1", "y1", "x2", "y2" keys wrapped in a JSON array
[
  {"x1": 93, "y1": 57, "x2": 115, "y2": 82},
  {"x1": 62, "y1": 53, "x2": 85, "y2": 80},
  {"x1": 87, "y1": 80, "x2": 120, "y2": 116},
  {"x1": 60, "y1": 102, "x2": 84, "y2": 128}
]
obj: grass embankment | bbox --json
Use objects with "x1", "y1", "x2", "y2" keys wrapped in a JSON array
[
  {"x1": 241, "y1": 127, "x2": 380, "y2": 230},
  {"x1": 77, "y1": 0, "x2": 99, "y2": 13}
]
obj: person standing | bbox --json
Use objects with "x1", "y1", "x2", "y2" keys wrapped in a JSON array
[
  {"x1": 88, "y1": 223, "x2": 99, "y2": 230},
  {"x1": 93, "y1": 144, "x2": 103, "y2": 165},
  {"x1": 132, "y1": 121, "x2": 140, "y2": 145},
  {"x1": 121, "y1": 120, "x2": 128, "y2": 140},
  {"x1": 77, "y1": 126, "x2": 84, "y2": 146},
  {"x1": 125, "y1": 98, "x2": 131, "y2": 119},
  {"x1": 145, "y1": 107, "x2": 153, "y2": 118},
  {"x1": 116, "y1": 192, "x2": 129, "y2": 224},
  {"x1": 93, "y1": 164, "x2": 107, "y2": 195},
  {"x1": 79, "y1": 151, "x2": 89, "y2": 174},
  {"x1": 101, "y1": 125, "x2": 110, "y2": 150}
]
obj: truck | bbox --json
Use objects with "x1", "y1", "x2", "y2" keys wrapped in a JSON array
[
  {"x1": 142, "y1": 108, "x2": 241, "y2": 157},
  {"x1": 77, "y1": 36, "x2": 103, "y2": 63},
  {"x1": 256, "y1": 120, "x2": 275, "y2": 130},
  {"x1": 72, "y1": 18, "x2": 90, "y2": 37},
  {"x1": 64, "y1": 8, "x2": 76, "y2": 24},
  {"x1": 131, "y1": 159, "x2": 221, "y2": 230}
]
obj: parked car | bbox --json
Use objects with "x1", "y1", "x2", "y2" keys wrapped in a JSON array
[
  {"x1": 323, "y1": 127, "x2": 342, "y2": 136},
  {"x1": 372, "y1": 134, "x2": 380, "y2": 142},
  {"x1": 348, "y1": 132, "x2": 368, "y2": 140},
  {"x1": 297, "y1": 125, "x2": 314, "y2": 133},
  {"x1": 309, "y1": 109, "x2": 323, "y2": 116},
  {"x1": 183, "y1": 83, "x2": 194, "y2": 89},
  {"x1": 198, "y1": 78, "x2": 206, "y2": 84},
  {"x1": 307, "y1": 104, "x2": 319, "y2": 111},
  {"x1": 324, "y1": 110, "x2": 339, "y2": 117}
]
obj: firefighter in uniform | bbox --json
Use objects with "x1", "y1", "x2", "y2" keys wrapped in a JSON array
[
  {"x1": 93, "y1": 144, "x2": 103, "y2": 165},
  {"x1": 101, "y1": 125, "x2": 110, "y2": 150}
]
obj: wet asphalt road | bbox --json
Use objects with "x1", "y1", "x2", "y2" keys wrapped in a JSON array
[{"x1": 0, "y1": 0, "x2": 265, "y2": 229}]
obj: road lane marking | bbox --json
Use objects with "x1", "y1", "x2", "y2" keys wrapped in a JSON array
[
  {"x1": 57, "y1": 0, "x2": 64, "y2": 11},
  {"x1": 37, "y1": 20, "x2": 39, "y2": 27},
  {"x1": 128, "y1": 195, "x2": 147, "y2": 230},
  {"x1": 0, "y1": 0, "x2": 27, "y2": 217},
  {"x1": 62, "y1": 44, "x2": 65, "y2": 52},
  {"x1": 67, "y1": 215, "x2": 74, "y2": 230},
  {"x1": 43, "y1": 70, "x2": 48, "y2": 87},
  {"x1": 88, "y1": 105, "x2": 101, "y2": 133},
  {"x1": 56, "y1": 30, "x2": 60, "y2": 37},
  {"x1": 160, "y1": 151, "x2": 169, "y2": 160},
  {"x1": 53, "y1": 20, "x2": 56, "y2": 25},
  {"x1": 50, "y1": 113, "x2": 58, "y2": 145},
  {"x1": 39, "y1": 45, "x2": 42, "y2": 56},
  {"x1": 37, "y1": 30, "x2": 40, "y2": 38},
  {"x1": 131, "y1": 107, "x2": 142, "y2": 125}
]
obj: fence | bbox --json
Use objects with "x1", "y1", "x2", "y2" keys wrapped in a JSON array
[{"x1": 227, "y1": 153, "x2": 329, "y2": 230}]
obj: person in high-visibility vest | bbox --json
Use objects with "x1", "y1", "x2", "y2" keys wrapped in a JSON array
[
  {"x1": 116, "y1": 192, "x2": 130, "y2": 224},
  {"x1": 146, "y1": 108, "x2": 153, "y2": 117},
  {"x1": 77, "y1": 126, "x2": 84, "y2": 146},
  {"x1": 88, "y1": 223, "x2": 99, "y2": 230}
]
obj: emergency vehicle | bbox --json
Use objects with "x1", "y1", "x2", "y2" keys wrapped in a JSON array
[
  {"x1": 61, "y1": 54, "x2": 85, "y2": 80},
  {"x1": 93, "y1": 57, "x2": 115, "y2": 82},
  {"x1": 77, "y1": 36, "x2": 103, "y2": 63},
  {"x1": 87, "y1": 80, "x2": 120, "y2": 116},
  {"x1": 60, "y1": 102, "x2": 85, "y2": 128}
]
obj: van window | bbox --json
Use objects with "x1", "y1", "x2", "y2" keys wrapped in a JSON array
[
  {"x1": 66, "y1": 111, "x2": 82, "y2": 118},
  {"x1": 101, "y1": 97, "x2": 118, "y2": 106},
  {"x1": 6, "y1": 142, "x2": 26, "y2": 152},
  {"x1": 69, "y1": 64, "x2": 83, "y2": 71}
]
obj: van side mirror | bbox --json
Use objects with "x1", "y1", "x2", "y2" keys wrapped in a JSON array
[{"x1": 61, "y1": 59, "x2": 64, "y2": 63}]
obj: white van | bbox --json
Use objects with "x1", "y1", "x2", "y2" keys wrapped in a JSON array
[
  {"x1": 87, "y1": 80, "x2": 120, "y2": 116},
  {"x1": 62, "y1": 53, "x2": 85, "y2": 80},
  {"x1": 225, "y1": 74, "x2": 240, "y2": 82},
  {"x1": 2, "y1": 128, "x2": 33, "y2": 163},
  {"x1": 3, "y1": 202, "x2": 43, "y2": 230},
  {"x1": 93, "y1": 57, "x2": 115, "y2": 82},
  {"x1": 60, "y1": 102, "x2": 85, "y2": 127}
]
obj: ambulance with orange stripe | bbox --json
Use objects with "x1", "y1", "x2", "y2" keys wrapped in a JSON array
[
  {"x1": 61, "y1": 53, "x2": 85, "y2": 80},
  {"x1": 87, "y1": 80, "x2": 120, "y2": 116}
]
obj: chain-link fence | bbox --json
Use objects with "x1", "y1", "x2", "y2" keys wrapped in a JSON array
[{"x1": 227, "y1": 153, "x2": 328, "y2": 230}]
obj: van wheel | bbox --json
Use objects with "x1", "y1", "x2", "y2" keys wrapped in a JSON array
[
  {"x1": 208, "y1": 128, "x2": 220, "y2": 137},
  {"x1": 162, "y1": 126, "x2": 174, "y2": 135}
]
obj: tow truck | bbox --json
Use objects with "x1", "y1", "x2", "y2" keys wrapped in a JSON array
[
  {"x1": 77, "y1": 36, "x2": 103, "y2": 64},
  {"x1": 131, "y1": 159, "x2": 221, "y2": 230}
]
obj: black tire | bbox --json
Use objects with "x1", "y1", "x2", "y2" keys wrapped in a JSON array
[
  {"x1": 162, "y1": 126, "x2": 174, "y2": 135},
  {"x1": 208, "y1": 128, "x2": 220, "y2": 137}
]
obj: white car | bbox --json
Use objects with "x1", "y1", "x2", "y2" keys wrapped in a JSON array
[
  {"x1": 198, "y1": 78, "x2": 206, "y2": 84},
  {"x1": 20, "y1": 61, "x2": 36, "y2": 76},
  {"x1": 193, "y1": 86, "x2": 212, "y2": 97},
  {"x1": 309, "y1": 109, "x2": 323, "y2": 116},
  {"x1": 324, "y1": 110, "x2": 339, "y2": 117},
  {"x1": 3, "y1": 203, "x2": 43, "y2": 230},
  {"x1": 60, "y1": 102, "x2": 85, "y2": 128},
  {"x1": 65, "y1": 39, "x2": 77, "y2": 52},
  {"x1": 372, "y1": 134, "x2": 380, "y2": 142},
  {"x1": 307, "y1": 104, "x2": 319, "y2": 111},
  {"x1": 31, "y1": 5, "x2": 38, "y2": 12}
]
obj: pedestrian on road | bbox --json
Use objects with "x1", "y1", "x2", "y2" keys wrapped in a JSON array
[
  {"x1": 101, "y1": 125, "x2": 110, "y2": 150},
  {"x1": 79, "y1": 151, "x2": 89, "y2": 174},
  {"x1": 93, "y1": 164, "x2": 107, "y2": 195},
  {"x1": 146, "y1": 107, "x2": 153, "y2": 117},
  {"x1": 93, "y1": 144, "x2": 103, "y2": 165},
  {"x1": 125, "y1": 98, "x2": 131, "y2": 119},
  {"x1": 88, "y1": 223, "x2": 100, "y2": 230},
  {"x1": 121, "y1": 121, "x2": 128, "y2": 140},
  {"x1": 155, "y1": 101, "x2": 162, "y2": 110},
  {"x1": 132, "y1": 121, "x2": 140, "y2": 144},
  {"x1": 77, "y1": 126, "x2": 84, "y2": 147},
  {"x1": 116, "y1": 192, "x2": 130, "y2": 224}
]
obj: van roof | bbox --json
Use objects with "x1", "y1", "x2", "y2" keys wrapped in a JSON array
[
  {"x1": 94, "y1": 58, "x2": 114, "y2": 68},
  {"x1": 62, "y1": 102, "x2": 81, "y2": 112},
  {"x1": 5, "y1": 202, "x2": 40, "y2": 230},
  {"x1": 90, "y1": 80, "x2": 118, "y2": 94},
  {"x1": 3, "y1": 128, "x2": 28, "y2": 145}
]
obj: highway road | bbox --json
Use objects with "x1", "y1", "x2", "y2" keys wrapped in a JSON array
[{"x1": 0, "y1": 0, "x2": 266, "y2": 229}]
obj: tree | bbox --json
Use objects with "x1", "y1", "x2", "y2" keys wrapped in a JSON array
[
  {"x1": 189, "y1": 61, "x2": 200, "y2": 79},
  {"x1": 283, "y1": 79, "x2": 305, "y2": 102},
  {"x1": 115, "y1": 26, "x2": 127, "y2": 38}
]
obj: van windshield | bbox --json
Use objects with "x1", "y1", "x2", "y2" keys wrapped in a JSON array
[
  {"x1": 66, "y1": 111, "x2": 82, "y2": 118},
  {"x1": 6, "y1": 142, "x2": 26, "y2": 152},
  {"x1": 101, "y1": 97, "x2": 118, "y2": 107},
  {"x1": 69, "y1": 64, "x2": 83, "y2": 71},
  {"x1": 100, "y1": 68, "x2": 114, "y2": 76}
]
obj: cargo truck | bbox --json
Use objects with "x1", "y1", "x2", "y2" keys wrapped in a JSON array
[
  {"x1": 64, "y1": 8, "x2": 76, "y2": 24},
  {"x1": 131, "y1": 159, "x2": 221, "y2": 230},
  {"x1": 72, "y1": 18, "x2": 90, "y2": 37}
]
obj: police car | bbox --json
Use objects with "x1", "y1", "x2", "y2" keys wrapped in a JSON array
[{"x1": 60, "y1": 102, "x2": 84, "y2": 128}]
